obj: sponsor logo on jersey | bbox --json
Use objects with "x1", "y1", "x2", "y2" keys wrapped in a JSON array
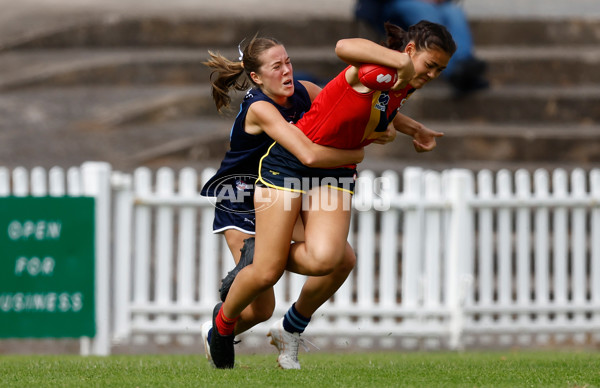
[{"x1": 375, "y1": 91, "x2": 390, "y2": 112}]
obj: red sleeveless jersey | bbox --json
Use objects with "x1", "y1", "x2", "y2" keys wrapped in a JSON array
[{"x1": 296, "y1": 66, "x2": 415, "y2": 149}]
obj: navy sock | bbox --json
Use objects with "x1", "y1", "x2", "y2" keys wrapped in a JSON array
[{"x1": 282, "y1": 303, "x2": 311, "y2": 334}]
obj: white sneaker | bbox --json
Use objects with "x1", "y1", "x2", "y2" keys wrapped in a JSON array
[
  {"x1": 267, "y1": 318, "x2": 307, "y2": 370},
  {"x1": 201, "y1": 321, "x2": 215, "y2": 367}
]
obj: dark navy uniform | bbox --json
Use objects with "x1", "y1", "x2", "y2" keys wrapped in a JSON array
[
  {"x1": 201, "y1": 80, "x2": 311, "y2": 234},
  {"x1": 258, "y1": 142, "x2": 357, "y2": 194}
]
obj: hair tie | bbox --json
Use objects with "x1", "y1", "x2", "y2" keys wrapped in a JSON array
[{"x1": 237, "y1": 38, "x2": 246, "y2": 61}]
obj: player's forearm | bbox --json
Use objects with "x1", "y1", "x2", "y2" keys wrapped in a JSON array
[
  {"x1": 335, "y1": 38, "x2": 411, "y2": 69},
  {"x1": 393, "y1": 112, "x2": 423, "y2": 138}
]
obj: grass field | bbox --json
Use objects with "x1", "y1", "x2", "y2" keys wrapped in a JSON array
[{"x1": 2, "y1": 351, "x2": 600, "y2": 387}]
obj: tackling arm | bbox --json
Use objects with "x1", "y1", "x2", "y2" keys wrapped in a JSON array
[{"x1": 248, "y1": 101, "x2": 364, "y2": 167}]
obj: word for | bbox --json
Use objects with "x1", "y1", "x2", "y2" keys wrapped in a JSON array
[{"x1": 14, "y1": 256, "x2": 55, "y2": 276}]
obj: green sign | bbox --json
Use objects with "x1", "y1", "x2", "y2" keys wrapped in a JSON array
[{"x1": 0, "y1": 197, "x2": 96, "y2": 338}]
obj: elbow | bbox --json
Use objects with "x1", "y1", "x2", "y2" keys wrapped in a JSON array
[
  {"x1": 301, "y1": 153, "x2": 318, "y2": 167},
  {"x1": 354, "y1": 149, "x2": 365, "y2": 164},
  {"x1": 356, "y1": 152, "x2": 365, "y2": 164},
  {"x1": 335, "y1": 39, "x2": 350, "y2": 57},
  {"x1": 298, "y1": 150, "x2": 319, "y2": 167}
]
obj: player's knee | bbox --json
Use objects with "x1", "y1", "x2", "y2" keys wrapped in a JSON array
[
  {"x1": 307, "y1": 244, "x2": 346, "y2": 275},
  {"x1": 255, "y1": 268, "x2": 284, "y2": 289},
  {"x1": 252, "y1": 294, "x2": 275, "y2": 322},
  {"x1": 337, "y1": 246, "x2": 356, "y2": 274},
  {"x1": 253, "y1": 305, "x2": 273, "y2": 323}
]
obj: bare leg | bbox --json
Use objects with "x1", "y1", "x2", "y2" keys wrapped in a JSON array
[
  {"x1": 294, "y1": 242, "x2": 355, "y2": 318},
  {"x1": 290, "y1": 186, "x2": 354, "y2": 317},
  {"x1": 266, "y1": 186, "x2": 355, "y2": 370},
  {"x1": 222, "y1": 187, "x2": 302, "y2": 319},
  {"x1": 287, "y1": 186, "x2": 353, "y2": 275},
  {"x1": 223, "y1": 229, "x2": 274, "y2": 334}
]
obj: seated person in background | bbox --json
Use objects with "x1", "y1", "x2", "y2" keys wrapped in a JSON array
[{"x1": 355, "y1": 0, "x2": 489, "y2": 96}]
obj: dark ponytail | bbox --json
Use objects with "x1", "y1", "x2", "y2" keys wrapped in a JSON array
[{"x1": 384, "y1": 20, "x2": 456, "y2": 56}]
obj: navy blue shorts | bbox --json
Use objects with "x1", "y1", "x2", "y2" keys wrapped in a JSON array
[
  {"x1": 210, "y1": 176, "x2": 256, "y2": 234},
  {"x1": 258, "y1": 143, "x2": 357, "y2": 194}
]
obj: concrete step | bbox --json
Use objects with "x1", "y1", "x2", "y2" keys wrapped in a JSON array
[
  {"x1": 69, "y1": 83, "x2": 600, "y2": 125},
  {"x1": 3, "y1": 45, "x2": 600, "y2": 90},
  {"x1": 402, "y1": 85, "x2": 600, "y2": 124},
  {"x1": 365, "y1": 121, "x2": 600, "y2": 167},
  {"x1": 470, "y1": 18, "x2": 600, "y2": 46},
  {"x1": 3, "y1": 82, "x2": 595, "y2": 138},
  {"x1": 2, "y1": 15, "x2": 599, "y2": 52},
  {"x1": 0, "y1": 48, "x2": 345, "y2": 90},
  {"x1": 0, "y1": 16, "x2": 354, "y2": 51},
  {"x1": 0, "y1": 85, "x2": 215, "y2": 131},
  {"x1": 3, "y1": 77, "x2": 597, "y2": 153},
  {"x1": 481, "y1": 45, "x2": 600, "y2": 86},
  {"x1": 0, "y1": 115, "x2": 231, "y2": 171},
  {"x1": 2, "y1": 86, "x2": 596, "y2": 170},
  {"x1": 100, "y1": 118, "x2": 231, "y2": 170},
  {"x1": 104, "y1": 83, "x2": 600, "y2": 125}
]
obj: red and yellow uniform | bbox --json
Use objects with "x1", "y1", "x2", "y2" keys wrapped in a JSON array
[
  {"x1": 258, "y1": 66, "x2": 415, "y2": 194},
  {"x1": 297, "y1": 66, "x2": 415, "y2": 149}
]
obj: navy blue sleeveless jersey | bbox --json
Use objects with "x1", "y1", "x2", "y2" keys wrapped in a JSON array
[{"x1": 200, "y1": 80, "x2": 311, "y2": 233}]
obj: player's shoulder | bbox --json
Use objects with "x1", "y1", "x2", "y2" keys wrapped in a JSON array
[{"x1": 244, "y1": 87, "x2": 264, "y2": 101}]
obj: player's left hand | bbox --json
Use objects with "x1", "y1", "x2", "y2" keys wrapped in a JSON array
[{"x1": 412, "y1": 126, "x2": 444, "y2": 152}]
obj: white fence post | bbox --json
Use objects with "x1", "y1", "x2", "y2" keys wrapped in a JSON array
[
  {"x1": 515, "y1": 169, "x2": 532, "y2": 345},
  {"x1": 591, "y1": 169, "x2": 600, "y2": 342},
  {"x1": 49, "y1": 167, "x2": 66, "y2": 196},
  {"x1": 81, "y1": 162, "x2": 112, "y2": 356},
  {"x1": 475, "y1": 169, "x2": 493, "y2": 344},
  {"x1": 132, "y1": 167, "x2": 152, "y2": 342},
  {"x1": 0, "y1": 167, "x2": 9, "y2": 196},
  {"x1": 176, "y1": 167, "x2": 199, "y2": 345},
  {"x1": 30, "y1": 167, "x2": 47, "y2": 196},
  {"x1": 422, "y1": 170, "x2": 443, "y2": 348},
  {"x1": 533, "y1": 169, "x2": 551, "y2": 345},
  {"x1": 354, "y1": 170, "x2": 376, "y2": 348},
  {"x1": 378, "y1": 170, "x2": 400, "y2": 347},
  {"x1": 12, "y1": 167, "x2": 28, "y2": 197},
  {"x1": 445, "y1": 169, "x2": 473, "y2": 350},
  {"x1": 552, "y1": 169, "x2": 568, "y2": 343},
  {"x1": 401, "y1": 167, "x2": 422, "y2": 348},
  {"x1": 154, "y1": 168, "x2": 175, "y2": 344},
  {"x1": 496, "y1": 169, "x2": 513, "y2": 345},
  {"x1": 571, "y1": 169, "x2": 587, "y2": 344},
  {"x1": 199, "y1": 168, "x2": 219, "y2": 310},
  {"x1": 112, "y1": 171, "x2": 133, "y2": 342}
]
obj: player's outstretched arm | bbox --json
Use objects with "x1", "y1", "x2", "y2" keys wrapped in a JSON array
[{"x1": 392, "y1": 112, "x2": 444, "y2": 153}]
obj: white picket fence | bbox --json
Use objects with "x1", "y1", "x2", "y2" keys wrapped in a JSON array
[{"x1": 2, "y1": 162, "x2": 600, "y2": 355}]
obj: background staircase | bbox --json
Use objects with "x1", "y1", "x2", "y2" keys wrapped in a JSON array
[{"x1": 1, "y1": 11, "x2": 599, "y2": 174}]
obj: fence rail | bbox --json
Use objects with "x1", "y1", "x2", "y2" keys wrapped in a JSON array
[{"x1": 2, "y1": 163, "x2": 600, "y2": 354}]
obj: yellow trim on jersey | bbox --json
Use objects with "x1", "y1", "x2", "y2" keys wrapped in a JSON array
[
  {"x1": 361, "y1": 91, "x2": 383, "y2": 142},
  {"x1": 257, "y1": 141, "x2": 306, "y2": 193},
  {"x1": 257, "y1": 142, "x2": 356, "y2": 195}
]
